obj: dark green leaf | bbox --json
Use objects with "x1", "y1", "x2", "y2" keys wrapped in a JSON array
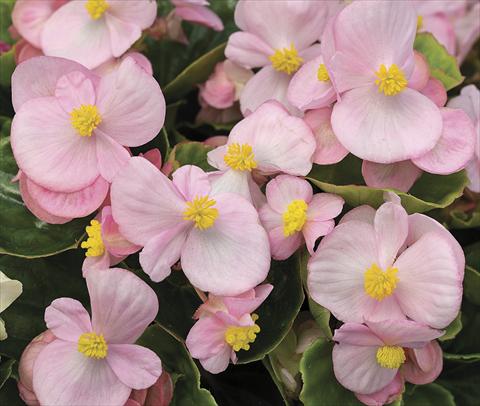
[
  {"x1": 0, "y1": 377, "x2": 23, "y2": 406},
  {"x1": 464, "y1": 266, "x2": 480, "y2": 306},
  {"x1": 402, "y1": 383, "x2": 455, "y2": 406},
  {"x1": 0, "y1": 47, "x2": 15, "y2": 87},
  {"x1": 0, "y1": 0, "x2": 15, "y2": 45},
  {"x1": 439, "y1": 312, "x2": 462, "y2": 342},
  {"x1": 0, "y1": 358, "x2": 15, "y2": 388},
  {"x1": 168, "y1": 141, "x2": 215, "y2": 172},
  {"x1": 438, "y1": 362, "x2": 480, "y2": 405}
]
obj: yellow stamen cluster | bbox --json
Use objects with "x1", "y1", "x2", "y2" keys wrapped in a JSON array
[
  {"x1": 376, "y1": 345, "x2": 406, "y2": 369},
  {"x1": 81, "y1": 220, "x2": 105, "y2": 257},
  {"x1": 183, "y1": 196, "x2": 218, "y2": 230},
  {"x1": 374, "y1": 64, "x2": 408, "y2": 96},
  {"x1": 283, "y1": 199, "x2": 308, "y2": 237},
  {"x1": 78, "y1": 332, "x2": 108, "y2": 359},
  {"x1": 70, "y1": 104, "x2": 102, "y2": 137},
  {"x1": 317, "y1": 63, "x2": 330, "y2": 82},
  {"x1": 417, "y1": 15, "x2": 424, "y2": 31},
  {"x1": 224, "y1": 314, "x2": 261, "y2": 352},
  {"x1": 224, "y1": 143, "x2": 257, "y2": 171},
  {"x1": 269, "y1": 43, "x2": 303, "y2": 75},
  {"x1": 85, "y1": 0, "x2": 109, "y2": 20},
  {"x1": 364, "y1": 264, "x2": 399, "y2": 301}
]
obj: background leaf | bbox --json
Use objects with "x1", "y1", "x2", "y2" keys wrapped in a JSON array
[{"x1": 402, "y1": 383, "x2": 455, "y2": 406}]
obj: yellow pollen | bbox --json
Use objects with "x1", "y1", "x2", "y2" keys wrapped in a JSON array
[
  {"x1": 417, "y1": 15, "x2": 423, "y2": 31},
  {"x1": 224, "y1": 143, "x2": 257, "y2": 171},
  {"x1": 317, "y1": 63, "x2": 330, "y2": 82},
  {"x1": 375, "y1": 64, "x2": 408, "y2": 96},
  {"x1": 78, "y1": 332, "x2": 108, "y2": 359},
  {"x1": 70, "y1": 104, "x2": 102, "y2": 137},
  {"x1": 183, "y1": 196, "x2": 218, "y2": 230},
  {"x1": 376, "y1": 346, "x2": 406, "y2": 369},
  {"x1": 283, "y1": 199, "x2": 308, "y2": 237},
  {"x1": 224, "y1": 314, "x2": 261, "y2": 352},
  {"x1": 85, "y1": 0, "x2": 109, "y2": 20},
  {"x1": 81, "y1": 220, "x2": 105, "y2": 257},
  {"x1": 364, "y1": 264, "x2": 399, "y2": 301},
  {"x1": 269, "y1": 43, "x2": 303, "y2": 75}
]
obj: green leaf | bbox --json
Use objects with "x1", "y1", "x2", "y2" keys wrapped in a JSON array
[
  {"x1": 0, "y1": 0, "x2": 15, "y2": 46},
  {"x1": 402, "y1": 383, "x2": 455, "y2": 406},
  {"x1": 449, "y1": 203, "x2": 480, "y2": 229},
  {"x1": 414, "y1": 32, "x2": 464, "y2": 90},
  {"x1": 0, "y1": 47, "x2": 15, "y2": 87},
  {"x1": 439, "y1": 312, "x2": 462, "y2": 342},
  {"x1": 308, "y1": 299, "x2": 332, "y2": 340},
  {"x1": 443, "y1": 352, "x2": 480, "y2": 362},
  {"x1": 306, "y1": 155, "x2": 468, "y2": 214},
  {"x1": 299, "y1": 339, "x2": 361, "y2": 405},
  {"x1": 136, "y1": 323, "x2": 217, "y2": 406},
  {"x1": 0, "y1": 251, "x2": 88, "y2": 359},
  {"x1": 438, "y1": 362, "x2": 480, "y2": 405},
  {"x1": 0, "y1": 358, "x2": 15, "y2": 388},
  {"x1": 168, "y1": 141, "x2": 215, "y2": 172},
  {"x1": 0, "y1": 377, "x2": 23, "y2": 406},
  {"x1": 262, "y1": 357, "x2": 292, "y2": 406},
  {"x1": 464, "y1": 266, "x2": 480, "y2": 306},
  {"x1": 0, "y1": 120, "x2": 90, "y2": 258}
]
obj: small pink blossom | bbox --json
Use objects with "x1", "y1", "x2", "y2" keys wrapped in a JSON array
[{"x1": 172, "y1": 0, "x2": 223, "y2": 32}]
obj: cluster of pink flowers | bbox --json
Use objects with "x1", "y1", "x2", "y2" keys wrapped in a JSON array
[{"x1": 7, "y1": 1, "x2": 478, "y2": 405}]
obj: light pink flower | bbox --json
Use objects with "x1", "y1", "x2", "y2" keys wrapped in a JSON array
[
  {"x1": 33, "y1": 268, "x2": 162, "y2": 406},
  {"x1": 259, "y1": 175, "x2": 344, "y2": 260},
  {"x1": 111, "y1": 160, "x2": 270, "y2": 296},
  {"x1": 172, "y1": 0, "x2": 223, "y2": 32},
  {"x1": 11, "y1": 56, "x2": 165, "y2": 221},
  {"x1": 225, "y1": 0, "x2": 329, "y2": 114},
  {"x1": 308, "y1": 199, "x2": 463, "y2": 329},
  {"x1": 186, "y1": 284, "x2": 272, "y2": 373},
  {"x1": 207, "y1": 101, "x2": 316, "y2": 204},
  {"x1": 41, "y1": 0, "x2": 157, "y2": 69},
  {"x1": 326, "y1": 1, "x2": 443, "y2": 164},
  {"x1": 332, "y1": 320, "x2": 443, "y2": 395},
  {"x1": 447, "y1": 85, "x2": 480, "y2": 192}
]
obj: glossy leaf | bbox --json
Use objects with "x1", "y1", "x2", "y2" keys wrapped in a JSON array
[
  {"x1": 439, "y1": 312, "x2": 462, "y2": 342},
  {"x1": 402, "y1": 383, "x2": 455, "y2": 406},
  {"x1": 438, "y1": 362, "x2": 480, "y2": 406},
  {"x1": 464, "y1": 266, "x2": 480, "y2": 306},
  {"x1": 168, "y1": 141, "x2": 215, "y2": 172},
  {"x1": 0, "y1": 358, "x2": 15, "y2": 389}
]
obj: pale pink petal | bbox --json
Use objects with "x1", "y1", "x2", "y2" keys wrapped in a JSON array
[
  {"x1": 339, "y1": 205, "x2": 376, "y2": 225},
  {"x1": 186, "y1": 314, "x2": 229, "y2": 360},
  {"x1": 408, "y1": 51, "x2": 430, "y2": 91},
  {"x1": 412, "y1": 108, "x2": 476, "y2": 175},
  {"x1": 207, "y1": 145, "x2": 228, "y2": 171},
  {"x1": 15, "y1": 40, "x2": 43, "y2": 64},
  {"x1": 107, "y1": 344, "x2": 162, "y2": 390},
  {"x1": 355, "y1": 372, "x2": 404, "y2": 406},
  {"x1": 101, "y1": 207, "x2": 140, "y2": 257},
  {"x1": 140, "y1": 148, "x2": 162, "y2": 170},
  {"x1": 104, "y1": 14, "x2": 140, "y2": 58},
  {"x1": 306, "y1": 193, "x2": 344, "y2": 222},
  {"x1": 258, "y1": 201, "x2": 282, "y2": 231},
  {"x1": 265, "y1": 175, "x2": 313, "y2": 214},
  {"x1": 333, "y1": 323, "x2": 384, "y2": 347},
  {"x1": 96, "y1": 57, "x2": 166, "y2": 146},
  {"x1": 374, "y1": 202, "x2": 408, "y2": 270},
  {"x1": 54, "y1": 71, "x2": 96, "y2": 113},
  {"x1": 304, "y1": 108, "x2": 348, "y2": 165},
  {"x1": 420, "y1": 78, "x2": 447, "y2": 107},
  {"x1": 268, "y1": 225, "x2": 304, "y2": 260},
  {"x1": 110, "y1": 157, "x2": 186, "y2": 245},
  {"x1": 222, "y1": 284, "x2": 273, "y2": 318},
  {"x1": 466, "y1": 159, "x2": 480, "y2": 192},
  {"x1": 45, "y1": 298, "x2": 92, "y2": 342},
  {"x1": 107, "y1": 0, "x2": 157, "y2": 29},
  {"x1": 139, "y1": 225, "x2": 189, "y2": 283},
  {"x1": 25, "y1": 175, "x2": 109, "y2": 218},
  {"x1": 455, "y1": 2, "x2": 480, "y2": 62},
  {"x1": 331, "y1": 85, "x2": 443, "y2": 163},
  {"x1": 199, "y1": 346, "x2": 232, "y2": 374},
  {"x1": 362, "y1": 160, "x2": 423, "y2": 192},
  {"x1": 200, "y1": 62, "x2": 236, "y2": 109},
  {"x1": 303, "y1": 219, "x2": 335, "y2": 255},
  {"x1": 209, "y1": 169, "x2": 252, "y2": 202},
  {"x1": 447, "y1": 84, "x2": 480, "y2": 124},
  {"x1": 403, "y1": 340, "x2": 443, "y2": 385},
  {"x1": 95, "y1": 131, "x2": 131, "y2": 182},
  {"x1": 171, "y1": 165, "x2": 211, "y2": 201},
  {"x1": 225, "y1": 32, "x2": 273, "y2": 69},
  {"x1": 175, "y1": 5, "x2": 223, "y2": 31},
  {"x1": 394, "y1": 232, "x2": 463, "y2": 329},
  {"x1": 87, "y1": 268, "x2": 158, "y2": 344},
  {"x1": 181, "y1": 194, "x2": 270, "y2": 295},
  {"x1": 41, "y1": 1, "x2": 113, "y2": 69},
  {"x1": 421, "y1": 14, "x2": 456, "y2": 55},
  {"x1": 33, "y1": 340, "x2": 131, "y2": 406},
  {"x1": 11, "y1": 97, "x2": 100, "y2": 192},
  {"x1": 333, "y1": 343, "x2": 397, "y2": 395},
  {"x1": 82, "y1": 252, "x2": 111, "y2": 274}
]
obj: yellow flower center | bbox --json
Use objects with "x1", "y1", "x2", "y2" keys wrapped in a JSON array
[
  {"x1": 224, "y1": 143, "x2": 257, "y2": 172},
  {"x1": 374, "y1": 64, "x2": 408, "y2": 96},
  {"x1": 81, "y1": 220, "x2": 105, "y2": 257},
  {"x1": 376, "y1": 345, "x2": 406, "y2": 369},
  {"x1": 78, "y1": 332, "x2": 108, "y2": 359},
  {"x1": 224, "y1": 314, "x2": 261, "y2": 352},
  {"x1": 364, "y1": 264, "x2": 399, "y2": 301},
  {"x1": 317, "y1": 63, "x2": 330, "y2": 82},
  {"x1": 183, "y1": 196, "x2": 218, "y2": 230},
  {"x1": 85, "y1": 0, "x2": 109, "y2": 20},
  {"x1": 70, "y1": 104, "x2": 102, "y2": 137},
  {"x1": 283, "y1": 199, "x2": 308, "y2": 237},
  {"x1": 417, "y1": 15, "x2": 423, "y2": 31},
  {"x1": 269, "y1": 43, "x2": 303, "y2": 75}
]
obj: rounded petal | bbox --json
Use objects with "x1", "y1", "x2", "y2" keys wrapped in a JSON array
[
  {"x1": 87, "y1": 268, "x2": 159, "y2": 344},
  {"x1": 44, "y1": 298, "x2": 92, "y2": 342},
  {"x1": 362, "y1": 160, "x2": 423, "y2": 192},
  {"x1": 107, "y1": 344, "x2": 162, "y2": 390},
  {"x1": 181, "y1": 194, "x2": 270, "y2": 296},
  {"x1": 105, "y1": 14, "x2": 141, "y2": 58},
  {"x1": 54, "y1": 71, "x2": 96, "y2": 113},
  {"x1": 331, "y1": 86, "x2": 443, "y2": 163},
  {"x1": 303, "y1": 219, "x2": 334, "y2": 255},
  {"x1": 355, "y1": 372, "x2": 404, "y2": 406},
  {"x1": 100, "y1": 206, "x2": 140, "y2": 257},
  {"x1": 171, "y1": 165, "x2": 211, "y2": 201},
  {"x1": 107, "y1": 0, "x2": 157, "y2": 29},
  {"x1": 265, "y1": 175, "x2": 313, "y2": 214},
  {"x1": 96, "y1": 57, "x2": 166, "y2": 146},
  {"x1": 420, "y1": 78, "x2": 447, "y2": 107},
  {"x1": 306, "y1": 193, "x2": 344, "y2": 222},
  {"x1": 82, "y1": 251, "x2": 111, "y2": 275},
  {"x1": 402, "y1": 341, "x2": 443, "y2": 385},
  {"x1": 199, "y1": 346, "x2": 232, "y2": 374},
  {"x1": 466, "y1": 158, "x2": 480, "y2": 192},
  {"x1": 209, "y1": 169, "x2": 252, "y2": 202},
  {"x1": 95, "y1": 130, "x2": 131, "y2": 182},
  {"x1": 333, "y1": 323, "x2": 384, "y2": 347},
  {"x1": 174, "y1": 4, "x2": 223, "y2": 31},
  {"x1": 225, "y1": 32, "x2": 273, "y2": 69},
  {"x1": 304, "y1": 108, "x2": 348, "y2": 165},
  {"x1": 267, "y1": 225, "x2": 303, "y2": 260},
  {"x1": 186, "y1": 314, "x2": 229, "y2": 360},
  {"x1": 412, "y1": 108, "x2": 476, "y2": 175},
  {"x1": 339, "y1": 205, "x2": 376, "y2": 226},
  {"x1": 33, "y1": 340, "x2": 131, "y2": 406},
  {"x1": 408, "y1": 51, "x2": 430, "y2": 91},
  {"x1": 222, "y1": 284, "x2": 274, "y2": 318}
]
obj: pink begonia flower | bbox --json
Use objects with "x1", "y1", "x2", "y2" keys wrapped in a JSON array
[
  {"x1": 126, "y1": 371, "x2": 174, "y2": 406},
  {"x1": 355, "y1": 372, "x2": 404, "y2": 406},
  {"x1": 447, "y1": 85, "x2": 480, "y2": 192},
  {"x1": 207, "y1": 101, "x2": 316, "y2": 204},
  {"x1": 454, "y1": 1, "x2": 480, "y2": 62},
  {"x1": 225, "y1": 0, "x2": 329, "y2": 115},
  {"x1": 326, "y1": 1, "x2": 443, "y2": 164},
  {"x1": 41, "y1": 0, "x2": 157, "y2": 69},
  {"x1": 172, "y1": 0, "x2": 223, "y2": 32},
  {"x1": 259, "y1": 175, "x2": 344, "y2": 260},
  {"x1": 308, "y1": 199, "x2": 463, "y2": 329},
  {"x1": 333, "y1": 320, "x2": 443, "y2": 395},
  {"x1": 186, "y1": 284, "x2": 273, "y2": 373},
  {"x1": 111, "y1": 160, "x2": 270, "y2": 296},
  {"x1": 81, "y1": 206, "x2": 140, "y2": 274},
  {"x1": 11, "y1": 56, "x2": 165, "y2": 221},
  {"x1": 32, "y1": 268, "x2": 162, "y2": 406}
]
